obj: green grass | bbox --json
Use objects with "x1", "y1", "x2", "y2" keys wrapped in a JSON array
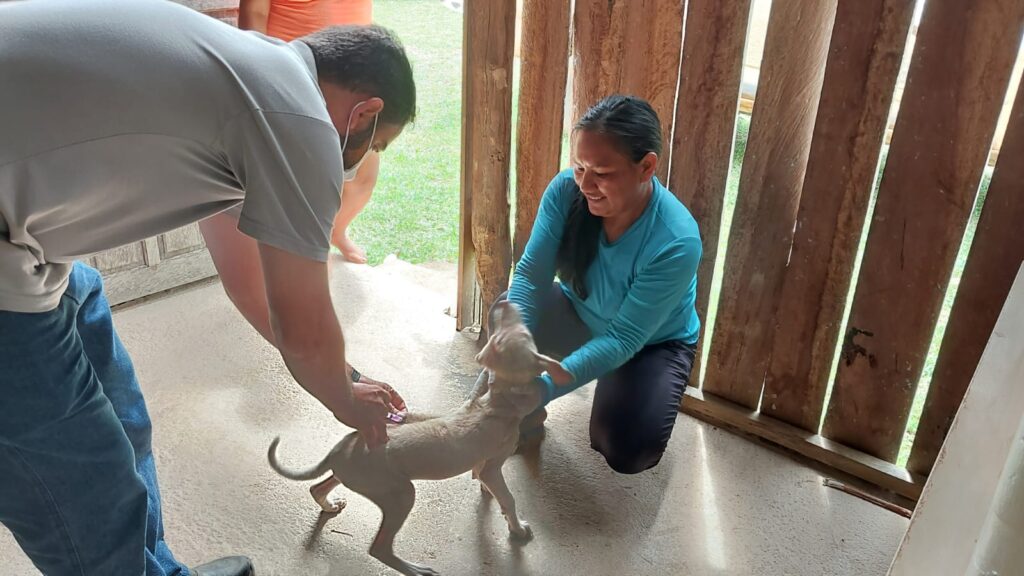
[
  {"x1": 348, "y1": 0, "x2": 463, "y2": 265},
  {"x1": 361, "y1": 0, "x2": 990, "y2": 468}
]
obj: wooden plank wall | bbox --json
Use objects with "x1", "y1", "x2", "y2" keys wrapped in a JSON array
[
  {"x1": 702, "y1": 0, "x2": 837, "y2": 409},
  {"x1": 570, "y1": 0, "x2": 683, "y2": 183},
  {"x1": 761, "y1": 0, "x2": 916, "y2": 431},
  {"x1": 823, "y1": 0, "x2": 1024, "y2": 461},
  {"x1": 907, "y1": 77, "x2": 1024, "y2": 475},
  {"x1": 668, "y1": 0, "x2": 752, "y2": 385},
  {"x1": 456, "y1": 0, "x2": 517, "y2": 331},
  {"x1": 463, "y1": 0, "x2": 1024, "y2": 491},
  {"x1": 513, "y1": 0, "x2": 571, "y2": 261}
]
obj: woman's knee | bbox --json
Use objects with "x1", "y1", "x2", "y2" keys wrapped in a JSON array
[
  {"x1": 593, "y1": 437, "x2": 667, "y2": 475},
  {"x1": 590, "y1": 417, "x2": 669, "y2": 474}
]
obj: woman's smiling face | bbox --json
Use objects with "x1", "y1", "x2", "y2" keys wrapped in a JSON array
[{"x1": 571, "y1": 129, "x2": 656, "y2": 219}]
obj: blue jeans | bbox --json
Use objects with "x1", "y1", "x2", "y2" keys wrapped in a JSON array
[{"x1": 0, "y1": 263, "x2": 188, "y2": 576}]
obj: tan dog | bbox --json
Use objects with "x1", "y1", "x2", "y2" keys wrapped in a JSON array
[{"x1": 268, "y1": 301, "x2": 557, "y2": 576}]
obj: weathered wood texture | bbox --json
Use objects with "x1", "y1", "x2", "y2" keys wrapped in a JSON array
[
  {"x1": 823, "y1": 0, "x2": 1024, "y2": 461},
  {"x1": 456, "y1": 0, "x2": 516, "y2": 331},
  {"x1": 513, "y1": 0, "x2": 571, "y2": 261},
  {"x1": 907, "y1": 77, "x2": 1024, "y2": 476},
  {"x1": 668, "y1": 0, "x2": 752, "y2": 386},
  {"x1": 702, "y1": 0, "x2": 837, "y2": 409},
  {"x1": 761, "y1": 0, "x2": 915, "y2": 431},
  {"x1": 570, "y1": 0, "x2": 684, "y2": 182}
]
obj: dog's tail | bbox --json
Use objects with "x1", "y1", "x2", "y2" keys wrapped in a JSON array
[{"x1": 267, "y1": 436, "x2": 332, "y2": 481}]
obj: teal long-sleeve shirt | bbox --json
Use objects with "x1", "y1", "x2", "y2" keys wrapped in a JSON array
[{"x1": 508, "y1": 169, "x2": 702, "y2": 404}]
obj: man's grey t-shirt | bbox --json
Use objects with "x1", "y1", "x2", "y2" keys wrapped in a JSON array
[{"x1": 0, "y1": 0, "x2": 343, "y2": 312}]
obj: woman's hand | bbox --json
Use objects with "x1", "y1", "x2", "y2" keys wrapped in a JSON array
[{"x1": 543, "y1": 359, "x2": 575, "y2": 386}]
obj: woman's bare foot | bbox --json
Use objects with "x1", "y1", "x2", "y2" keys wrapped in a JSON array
[{"x1": 332, "y1": 230, "x2": 367, "y2": 264}]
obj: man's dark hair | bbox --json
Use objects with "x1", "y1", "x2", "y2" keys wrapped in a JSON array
[{"x1": 301, "y1": 25, "x2": 417, "y2": 126}]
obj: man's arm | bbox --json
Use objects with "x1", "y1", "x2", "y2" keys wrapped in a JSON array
[
  {"x1": 200, "y1": 213, "x2": 404, "y2": 438},
  {"x1": 237, "y1": 0, "x2": 271, "y2": 34},
  {"x1": 199, "y1": 212, "x2": 398, "y2": 393},
  {"x1": 199, "y1": 212, "x2": 276, "y2": 344},
  {"x1": 257, "y1": 242, "x2": 391, "y2": 445}
]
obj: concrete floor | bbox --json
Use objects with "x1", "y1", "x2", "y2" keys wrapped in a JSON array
[{"x1": 1, "y1": 256, "x2": 909, "y2": 576}]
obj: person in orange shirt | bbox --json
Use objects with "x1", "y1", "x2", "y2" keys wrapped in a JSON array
[{"x1": 240, "y1": 0, "x2": 379, "y2": 264}]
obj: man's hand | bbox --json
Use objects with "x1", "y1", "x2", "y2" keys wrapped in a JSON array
[
  {"x1": 334, "y1": 382, "x2": 393, "y2": 448},
  {"x1": 358, "y1": 373, "x2": 408, "y2": 415}
]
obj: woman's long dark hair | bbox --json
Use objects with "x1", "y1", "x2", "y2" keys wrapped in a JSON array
[{"x1": 557, "y1": 95, "x2": 663, "y2": 299}]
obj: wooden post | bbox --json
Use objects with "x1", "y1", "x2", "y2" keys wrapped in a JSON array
[
  {"x1": 702, "y1": 0, "x2": 837, "y2": 409},
  {"x1": 668, "y1": 0, "x2": 752, "y2": 386},
  {"x1": 571, "y1": 0, "x2": 684, "y2": 182},
  {"x1": 822, "y1": 0, "x2": 1024, "y2": 461},
  {"x1": 620, "y1": 0, "x2": 685, "y2": 183},
  {"x1": 907, "y1": 78, "x2": 1024, "y2": 476},
  {"x1": 456, "y1": 0, "x2": 516, "y2": 331},
  {"x1": 513, "y1": 0, "x2": 571, "y2": 261},
  {"x1": 570, "y1": 0, "x2": 617, "y2": 125},
  {"x1": 761, "y1": 0, "x2": 915, "y2": 431}
]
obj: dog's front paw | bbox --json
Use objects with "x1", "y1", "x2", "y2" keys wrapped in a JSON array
[{"x1": 509, "y1": 520, "x2": 533, "y2": 542}]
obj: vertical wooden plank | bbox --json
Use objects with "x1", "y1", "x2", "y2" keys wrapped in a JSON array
[
  {"x1": 761, "y1": 0, "x2": 915, "y2": 431},
  {"x1": 620, "y1": 0, "x2": 685, "y2": 183},
  {"x1": 456, "y1": 0, "x2": 516, "y2": 332},
  {"x1": 702, "y1": 0, "x2": 837, "y2": 409},
  {"x1": 455, "y1": 0, "x2": 477, "y2": 331},
  {"x1": 570, "y1": 0, "x2": 616, "y2": 123},
  {"x1": 570, "y1": 0, "x2": 683, "y2": 182},
  {"x1": 513, "y1": 0, "x2": 571, "y2": 261},
  {"x1": 907, "y1": 79, "x2": 1024, "y2": 476},
  {"x1": 668, "y1": 0, "x2": 752, "y2": 385},
  {"x1": 823, "y1": 0, "x2": 1024, "y2": 461}
]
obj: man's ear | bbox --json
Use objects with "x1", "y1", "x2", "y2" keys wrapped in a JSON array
[
  {"x1": 361, "y1": 96, "x2": 384, "y2": 117},
  {"x1": 352, "y1": 96, "x2": 384, "y2": 132}
]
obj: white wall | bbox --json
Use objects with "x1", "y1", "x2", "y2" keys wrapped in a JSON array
[{"x1": 889, "y1": 265, "x2": 1024, "y2": 575}]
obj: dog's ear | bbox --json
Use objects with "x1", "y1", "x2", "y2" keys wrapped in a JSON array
[
  {"x1": 476, "y1": 337, "x2": 497, "y2": 366},
  {"x1": 534, "y1": 352, "x2": 561, "y2": 374},
  {"x1": 488, "y1": 303, "x2": 506, "y2": 331},
  {"x1": 497, "y1": 301, "x2": 523, "y2": 329}
]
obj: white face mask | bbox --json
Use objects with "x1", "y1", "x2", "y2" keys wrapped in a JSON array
[{"x1": 340, "y1": 100, "x2": 379, "y2": 182}]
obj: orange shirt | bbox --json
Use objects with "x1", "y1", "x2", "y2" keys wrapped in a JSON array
[{"x1": 265, "y1": 0, "x2": 372, "y2": 42}]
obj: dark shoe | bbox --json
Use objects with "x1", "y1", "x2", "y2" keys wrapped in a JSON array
[{"x1": 191, "y1": 556, "x2": 254, "y2": 576}]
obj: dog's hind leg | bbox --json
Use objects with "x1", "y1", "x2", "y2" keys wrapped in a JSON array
[
  {"x1": 310, "y1": 475, "x2": 345, "y2": 514},
  {"x1": 478, "y1": 459, "x2": 532, "y2": 542},
  {"x1": 365, "y1": 482, "x2": 439, "y2": 576}
]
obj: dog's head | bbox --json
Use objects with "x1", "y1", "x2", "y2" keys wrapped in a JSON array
[{"x1": 476, "y1": 301, "x2": 559, "y2": 385}]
